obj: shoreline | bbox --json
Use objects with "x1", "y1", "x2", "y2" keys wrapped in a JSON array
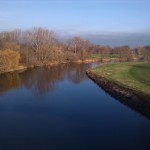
[
  {"x1": 0, "y1": 58, "x2": 101, "y2": 75},
  {"x1": 86, "y1": 69, "x2": 150, "y2": 118},
  {"x1": 0, "y1": 57, "x2": 132, "y2": 75},
  {"x1": 0, "y1": 65, "x2": 28, "y2": 75}
]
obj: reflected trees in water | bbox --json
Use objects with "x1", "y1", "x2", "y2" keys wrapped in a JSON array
[
  {"x1": 0, "y1": 63, "x2": 92, "y2": 95},
  {"x1": 0, "y1": 73, "x2": 20, "y2": 95}
]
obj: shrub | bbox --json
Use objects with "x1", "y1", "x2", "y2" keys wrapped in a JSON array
[{"x1": 0, "y1": 50, "x2": 20, "y2": 73}]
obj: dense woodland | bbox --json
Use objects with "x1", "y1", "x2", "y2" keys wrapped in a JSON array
[{"x1": 0, "y1": 27, "x2": 150, "y2": 73}]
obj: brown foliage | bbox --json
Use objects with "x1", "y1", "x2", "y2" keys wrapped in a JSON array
[
  {"x1": 92, "y1": 45, "x2": 112, "y2": 56},
  {"x1": 0, "y1": 50, "x2": 20, "y2": 72},
  {"x1": 1, "y1": 27, "x2": 148, "y2": 68},
  {"x1": 143, "y1": 46, "x2": 150, "y2": 61},
  {"x1": 0, "y1": 30, "x2": 21, "y2": 51},
  {"x1": 113, "y1": 46, "x2": 133, "y2": 61},
  {"x1": 23, "y1": 28, "x2": 58, "y2": 63},
  {"x1": 67, "y1": 36, "x2": 92, "y2": 60}
]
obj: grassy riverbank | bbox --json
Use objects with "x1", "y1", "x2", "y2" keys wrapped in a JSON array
[
  {"x1": 87, "y1": 62, "x2": 150, "y2": 117},
  {"x1": 90, "y1": 62, "x2": 150, "y2": 95}
]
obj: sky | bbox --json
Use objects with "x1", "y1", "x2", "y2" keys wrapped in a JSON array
[{"x1": 0, "y1": 0, "x2": 150, "y2": 46}]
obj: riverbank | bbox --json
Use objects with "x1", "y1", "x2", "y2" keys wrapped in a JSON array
[
  {"x1": 86, "y1": 62, "x2": 150, "y2": 118},
  {"x1": 0, "y1": 58, "x2": 101, "y2": 75},
  {"x1": 0, "y1": 65, "x2": 28, "y2": 74}
]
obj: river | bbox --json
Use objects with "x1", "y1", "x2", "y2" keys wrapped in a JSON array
[{"x1": 0, "y1": 62, "x2": 150, "y2": 150}]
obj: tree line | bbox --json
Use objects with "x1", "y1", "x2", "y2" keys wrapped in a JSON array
[
  {"x1": 134, "y1": 45, "x2": 150, "y2": 61},
  {"x1": 0, "y1": 27, "x2": 149, "y2": 73}
]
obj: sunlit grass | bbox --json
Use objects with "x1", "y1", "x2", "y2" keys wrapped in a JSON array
[
  {"x1": 92, "y1": 62, "x2": 150, "y2": 94},
  {"x1": 89, "y1": 54, "x2": 119, "y2": 59}
]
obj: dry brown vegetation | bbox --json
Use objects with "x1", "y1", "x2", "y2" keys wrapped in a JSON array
[
  {"x1": 0, "y1": 50, "x2": 20, "y2": 72},
  {"x1": 0, "y1": 27, "x2": 149, "y2": 73},
  {"x1": 134, "y1": 45, "x2": 150, "y2": 61}
]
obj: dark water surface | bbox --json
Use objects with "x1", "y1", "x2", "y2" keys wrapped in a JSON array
[{"x1": 0, "y1": 63, "x2": 150, "y2": 150}]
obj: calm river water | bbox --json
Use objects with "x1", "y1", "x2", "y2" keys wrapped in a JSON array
[{"x1": 0, "y1": 63, "x2": 150, "y2": 150}]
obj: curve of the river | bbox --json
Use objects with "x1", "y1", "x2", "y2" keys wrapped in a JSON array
[{"x1": 0, "y1": 62, "x2": 150, "y2": 150}]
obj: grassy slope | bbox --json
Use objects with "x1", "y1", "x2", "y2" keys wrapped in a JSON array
[{"x1": 92, "y1": 62, "x2": 150, "y2": 95}]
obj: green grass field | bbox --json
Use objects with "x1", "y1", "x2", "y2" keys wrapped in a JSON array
[
  {"x1": 92, "y1": 62, "x2": 150, "y2": 95},
  {"x1": 89, "y1": 54, "x2": 119, "y2": 59}
]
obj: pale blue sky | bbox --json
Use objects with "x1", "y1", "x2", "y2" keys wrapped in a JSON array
[{"x1": 0, "y1": 0, "x2": 150, "y2": 46}]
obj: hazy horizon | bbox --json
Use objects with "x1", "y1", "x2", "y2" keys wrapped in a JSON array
[
  {"x1": 58, "y1": 30, "x2": 150, "y2": 47},
  {"x1": 0, "y1": 0, "x2": 150, "y2": 46}
]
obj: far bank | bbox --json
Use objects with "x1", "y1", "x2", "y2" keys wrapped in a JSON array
[{"x1": 0, "y1": 58, "x2": 103, "y2": 75}]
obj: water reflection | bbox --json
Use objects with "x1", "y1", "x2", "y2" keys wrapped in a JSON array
[
  {"x1": 0, "y1": 62, "x2": 150, "y2": 150},
  {"x1": 66, "y1": 63, "x2": 90, "y2": 84},
  {"x1": 0, "y1": 73, "x2": 20, "y2": 95},
  {"x1": 0, "y1": 63, "x2": 92, "y2": 95}
]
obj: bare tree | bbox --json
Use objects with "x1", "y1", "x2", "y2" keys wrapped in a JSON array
[
  {"x1": 67, "y1": 37, "x2": 92, "y2": 60},
  {"x1": 143, "y1": 46, "x2": 150, "y2": 61},
  {"x1": 22, "y1": 27, "x2": 59, "y2": 64},
  {"x1": 0, "y1": 30, "x2": 21, "y2": 51},
  {"x1": 113, "y1": 46, "x2": 133, "y2": 61}
]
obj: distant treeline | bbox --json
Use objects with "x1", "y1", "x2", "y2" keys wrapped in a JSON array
[{"x1": 0, "y1": 27, "x2": 149, "y2": 73}]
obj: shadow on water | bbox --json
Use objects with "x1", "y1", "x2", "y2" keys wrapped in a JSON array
[
  {"x1": 91, "y1": 79, "x2": 150, "y2": 119},
  {"x1": 87, "y1": 67, "x2": 150, "y2": 119}
]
